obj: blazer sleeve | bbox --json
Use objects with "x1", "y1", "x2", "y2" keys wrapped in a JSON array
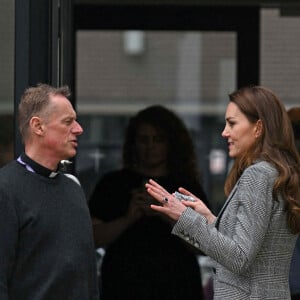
[
  {"x1": 172, "y1": 163, "x2": 277, "y2": 274},
  {"x1": 0, "y1": 187, "x2": 18, "y2": 300}
]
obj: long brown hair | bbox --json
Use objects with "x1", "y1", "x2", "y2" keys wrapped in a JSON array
[{"x1": 224, "y1": 86, "x2": 300, "y2": 234}]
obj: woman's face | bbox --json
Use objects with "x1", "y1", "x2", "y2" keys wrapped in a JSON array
[
  {"x1": 222, "y1": 102, "x2": 259, "y2": 158},
  {"x1": 135, "y1": 123, "x2": 169, "y2": 170}
]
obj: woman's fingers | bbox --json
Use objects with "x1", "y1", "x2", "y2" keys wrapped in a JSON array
[
  {"x1": 147, "y1": 186, "x2": 169, "y2": 204},
  {"x1": 145, "y1": 179, "x2": 188, "y2": 221},
  {"x1": 148, "y1": 179, "x2": 169, "y2": 194},
  {"x1": 145, "y1": 179, "x2": 171, "y2": 204},
  {"x1": 178, "y1": 187, "x2": 198, "y2": 200}
]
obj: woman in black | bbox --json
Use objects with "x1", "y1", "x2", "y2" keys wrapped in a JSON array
[{"x1": 89, "y1": 105, "x2": 208, "y2": 300}]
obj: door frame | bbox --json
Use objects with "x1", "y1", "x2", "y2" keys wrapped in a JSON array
[{"x1": 74, "y1": 4, "x2": 260, "y2": 88}]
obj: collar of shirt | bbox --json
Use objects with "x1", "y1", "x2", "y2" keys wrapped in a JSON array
[{"x1": 17, "y1": 152, "x2": 59, "y2": 178}]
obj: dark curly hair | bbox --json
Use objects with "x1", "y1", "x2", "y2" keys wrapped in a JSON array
[{"x1": 122, "y1": 105, "x2": 202, "y2": 183}]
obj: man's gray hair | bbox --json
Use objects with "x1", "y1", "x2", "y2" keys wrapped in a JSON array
[{"x1": 18, "y1": 83, "x2": 71, "y2": 140}]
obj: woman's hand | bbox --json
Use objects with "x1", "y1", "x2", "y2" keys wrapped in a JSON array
[
  {"x1": 177, "y1": 187, "x2": 216, "y2": 224},
  {"x1": 145, "y1": 179, "x2": 216, "y2": 224},
  {"x1": 145, "y1": 179, "x2": 187, "y2": 221},
  {"x1": 131, "y1": 188, "x2": 159, "y2": 217},
  {"x1": 126, "y1": 193, "x2": 144, "y2": 223}
]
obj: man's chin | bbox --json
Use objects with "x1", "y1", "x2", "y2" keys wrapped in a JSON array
[{"x1": 66, "y1": 149, "x2": 77, "y2": 159}]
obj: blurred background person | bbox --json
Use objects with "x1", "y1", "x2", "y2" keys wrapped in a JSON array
[
  {"x1": 89, "y1": 105, "x2": 208, "y2": 300},
  {"x1": 288, "y1": 106, "x2": 300, "y2": 300}
]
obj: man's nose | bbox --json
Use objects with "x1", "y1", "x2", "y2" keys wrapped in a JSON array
[{"x1": 73, "y1": 121, "x2": 84, "y2": 135}]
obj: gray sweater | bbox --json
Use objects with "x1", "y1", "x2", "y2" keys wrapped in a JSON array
[{"x1": 0, "y1": 160, "x2": 99, "y2": 300}]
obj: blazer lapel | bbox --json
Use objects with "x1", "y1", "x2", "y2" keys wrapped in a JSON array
[{"x1": 215, "y1": 179, "x2": 240, "y2": 229}]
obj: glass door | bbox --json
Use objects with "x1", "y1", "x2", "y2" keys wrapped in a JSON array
[{"x1": 74, "y1": 5, "x2": 259, "y2": 213}]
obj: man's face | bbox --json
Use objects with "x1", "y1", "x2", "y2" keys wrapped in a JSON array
[{"x1": 41, "y1": 94, "x2": 83, "y2": 161}]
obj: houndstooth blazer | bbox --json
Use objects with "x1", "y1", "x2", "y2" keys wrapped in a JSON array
[{"x1": 172, "y1": 160, "x2": 297, "y2": 300}]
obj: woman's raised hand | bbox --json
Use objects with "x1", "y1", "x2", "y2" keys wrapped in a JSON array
[
  {"x1": 145, "y1": 179, "x2": 216, "y2": 224},
  {"x1": 176, "y1": 187, "x2": 216, "y2": 224},
  {"x1": 145, "y1": 179, "x2": 187, "y2": 221}
]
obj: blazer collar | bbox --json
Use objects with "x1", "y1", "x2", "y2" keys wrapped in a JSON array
[{"x1": 215, "y1": 178, "x2": 241, "y2": 229}]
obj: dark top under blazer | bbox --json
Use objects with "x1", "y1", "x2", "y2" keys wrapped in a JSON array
[{"x1": 172, "y1": 160, "x2": 297, "y2": 300}]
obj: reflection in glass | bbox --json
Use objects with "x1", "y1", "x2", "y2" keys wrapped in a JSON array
[{"x1": 76, "y1": 30, "x2": 236, "y2": 212}]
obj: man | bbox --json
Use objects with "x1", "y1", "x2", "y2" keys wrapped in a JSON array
[{"x1": 0, "y1": 84, "x2": 99, "y2": 299}]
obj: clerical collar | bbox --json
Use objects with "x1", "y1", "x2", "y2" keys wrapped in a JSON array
[{"x1": 17, "y1": 153, "x2": 59, "y2": 178}]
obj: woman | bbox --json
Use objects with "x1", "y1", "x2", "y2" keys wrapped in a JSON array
[
  {"x1": 89, "y1": 105, "x2": 208, "y2": 300},
  {"x1": 146, "y1": 86, "x2": 300, "y2": 299}
]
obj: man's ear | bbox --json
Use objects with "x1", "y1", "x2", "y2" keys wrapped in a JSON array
[
  {"x1": 255, "y1": 119, "x2": 263, "y2": 138},
  {"x1": 29, "y1": 117, "x2": 44, "y2": 136}
]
